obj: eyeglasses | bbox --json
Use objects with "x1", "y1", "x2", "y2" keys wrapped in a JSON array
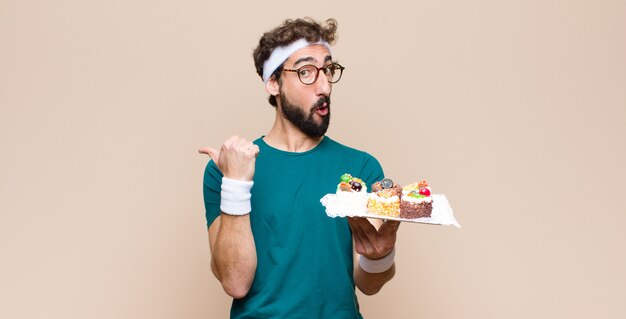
[{"x1": 283, "y1": 63, "x2": 345, "y2": 85}]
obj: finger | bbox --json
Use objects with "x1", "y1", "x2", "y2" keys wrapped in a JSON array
[
  {"x1": 350, "y1": 217, "x2": 378, "y2": 241},
  {"x1": 347, "y1": 217, "x2": 361, "y2": 231},
  {"x1": 347, "y1": 221, "x2": 361, "y2": 245},
  {"x1": 349, "y1": 216, "x2": 371, "y2": 228},
  {"x1": 347, "y1": 217, "x2": 365, "y2": 234},
  {"x1": 347, "y1": 217, "x2": 357, "y2": 235},
  {"x1": 347, "y1": 220, "x2": 361, "y2": 245},
  {"x1": 380, "y1": 220, "x2": 401, "y2": 235},
  {"x1": 244, "y1": 143, "x2": 259, "y2": 156},
  {"x1": 350, "y1": 221, "x2": 374, "y2": 254},
  {"x1": 250, "y1": 144, "x2": 260, "y2": 157},
  {"x1": 231, "y1": 137, "x2": 256, "y2": 157},
  {"x1": 225, "y1": 135, "x2": 240, "y2": 144},
  {"x1": 352, "y1": 231, "x2": 366, "y2": 254},
  {"x1": 235, "y1": 137, "x2": 252, "y2": 149},
  {"x1": 198, "y1": 146, "x2": 220, "y2": 163},
  {"x1": 222, "y1": 135, "x2": 240, "y2": 150}
]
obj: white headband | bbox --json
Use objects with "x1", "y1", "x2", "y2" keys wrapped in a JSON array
[{"x1": 262, "y1": 38, "x2": 331, "y2": 83}]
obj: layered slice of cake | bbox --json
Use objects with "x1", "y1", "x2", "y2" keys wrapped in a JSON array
[
  {"x1": 367, "y1": 178, "x2": 401, "y2": 217},
  {"x1": 400, "y1": 180, "x2": 433, "y2": 218}
]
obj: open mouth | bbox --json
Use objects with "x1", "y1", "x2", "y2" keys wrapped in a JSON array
[
  {"x1": 314, "y1": 97, "x2": 330, "y2": 116},
  {"x1": 316, "y1": 104, "x2": 329, "y2": 116}
]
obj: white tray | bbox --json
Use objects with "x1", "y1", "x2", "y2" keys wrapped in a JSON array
[{"x1": 320, "y1": 193, "x2": 461, "y2": 228}]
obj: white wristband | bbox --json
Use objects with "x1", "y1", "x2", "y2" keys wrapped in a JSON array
[
  {"x1": 220, "y1": 177, "x2": 253, "y2": 215},
  {"x1": 359, "y1": 248, "x2": 395, "y2": 273}
]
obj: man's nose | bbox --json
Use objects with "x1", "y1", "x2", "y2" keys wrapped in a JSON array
[{"x1": 314, "y1": 72, "x2": 331, "y2": 96}]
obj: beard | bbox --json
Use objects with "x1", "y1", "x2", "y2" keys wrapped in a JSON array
[{"x1": 279, "y1": 92, "x2": 331, "y2": 138}]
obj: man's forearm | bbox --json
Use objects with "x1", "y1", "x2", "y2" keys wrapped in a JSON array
[
  {"x1": 210, "y1": 213, "x2": 257, "y2": 299},
  {"x1": 354, "y1": 263, "x2": 395, "y2": 295}
]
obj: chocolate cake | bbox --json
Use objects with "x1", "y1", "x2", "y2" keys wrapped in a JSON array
[{"x1": 399, "y1": 180, "x2": 433, "y2": 219}]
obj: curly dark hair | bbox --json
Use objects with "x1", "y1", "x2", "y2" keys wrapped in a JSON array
[{"x1": 252, "y1": 18, "x2": 338, "y2": 107}]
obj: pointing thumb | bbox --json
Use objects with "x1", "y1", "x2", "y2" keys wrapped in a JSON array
[{"x1": 198, "y1": 146, "x2": 220, "y2": 165}]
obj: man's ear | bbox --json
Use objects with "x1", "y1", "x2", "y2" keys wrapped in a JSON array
[{"x1": 265, "y1": 77, "x2": 280, "y2": 97}]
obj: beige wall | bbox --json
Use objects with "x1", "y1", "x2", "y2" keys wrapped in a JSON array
[{"x1": 1, "y1": 0, "x2": 625, "y2": 318}]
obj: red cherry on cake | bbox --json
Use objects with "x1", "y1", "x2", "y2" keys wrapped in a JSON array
[{"x1": 419, "y1": 188, "x2": 431, "y2": 196}]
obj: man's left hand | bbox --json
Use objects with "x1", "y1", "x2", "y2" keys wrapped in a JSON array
[{"x1": 347, "y1": 217, "x2": 400, "y2": 259}]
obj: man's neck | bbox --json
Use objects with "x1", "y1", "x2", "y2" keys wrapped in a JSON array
[{"x1": 263, "y1": 111, "x2": 323, "y2": 153}]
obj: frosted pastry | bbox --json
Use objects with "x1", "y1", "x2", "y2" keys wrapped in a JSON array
[
  {"x1": 400, "y1": 180, "x2": 433, "y2": 218},
  {"x1": 367, "y1": 178, "x2": 401, "y2": 217},
  {"x1": 334, "y1": 173, "x2": 368, "y2": 214}
]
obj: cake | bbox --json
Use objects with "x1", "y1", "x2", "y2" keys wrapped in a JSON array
[
  {"x1": 367, "y1": 178, "x2": 402, "y2": 217},
  {"x1": 334, "y1": 173, "x2": 368, "y2": 214},
  {"x1": 399, "y1": 180, "x2": 433, "y2": 218}
]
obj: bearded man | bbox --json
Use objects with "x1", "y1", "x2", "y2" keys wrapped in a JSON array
[{"x1": 199, "y1": 18, "x2": 400, "y2": 319}]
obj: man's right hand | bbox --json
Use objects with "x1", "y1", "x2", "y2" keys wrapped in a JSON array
[
  {"x1": 198, "y1": 136, "x2": 260, "y2": 181},
  {"x1": 199, "y1": 136, "x2": 259, "y2": 298}
]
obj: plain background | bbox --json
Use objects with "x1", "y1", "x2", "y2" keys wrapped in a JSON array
[{"x1": 1, "y1": 0, "x2": 625, "y2": 318}]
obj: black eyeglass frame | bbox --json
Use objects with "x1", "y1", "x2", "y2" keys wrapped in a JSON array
[{"x1": 282, "y1": 63, "x2": 345, "y2": 85}]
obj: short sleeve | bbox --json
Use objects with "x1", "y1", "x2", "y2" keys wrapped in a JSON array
[
  {"x1": 203, "y1": 160, "x2": 223, "y2": 228},
  {"x1": 358, "y1": 152, "x2": 385, "y2": 188}
]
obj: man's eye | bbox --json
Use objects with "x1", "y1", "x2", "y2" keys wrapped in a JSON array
[
  {"x1": 323, "y1": 66, "x2": 335, "y2": 76},
  {"x1": 299, "y1": 68, "x2": 313, "y2": 77}
]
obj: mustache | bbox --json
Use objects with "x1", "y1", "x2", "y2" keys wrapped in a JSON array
[{"x1": 312, "y1": 96, "x2": 331, "y2": 110}]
